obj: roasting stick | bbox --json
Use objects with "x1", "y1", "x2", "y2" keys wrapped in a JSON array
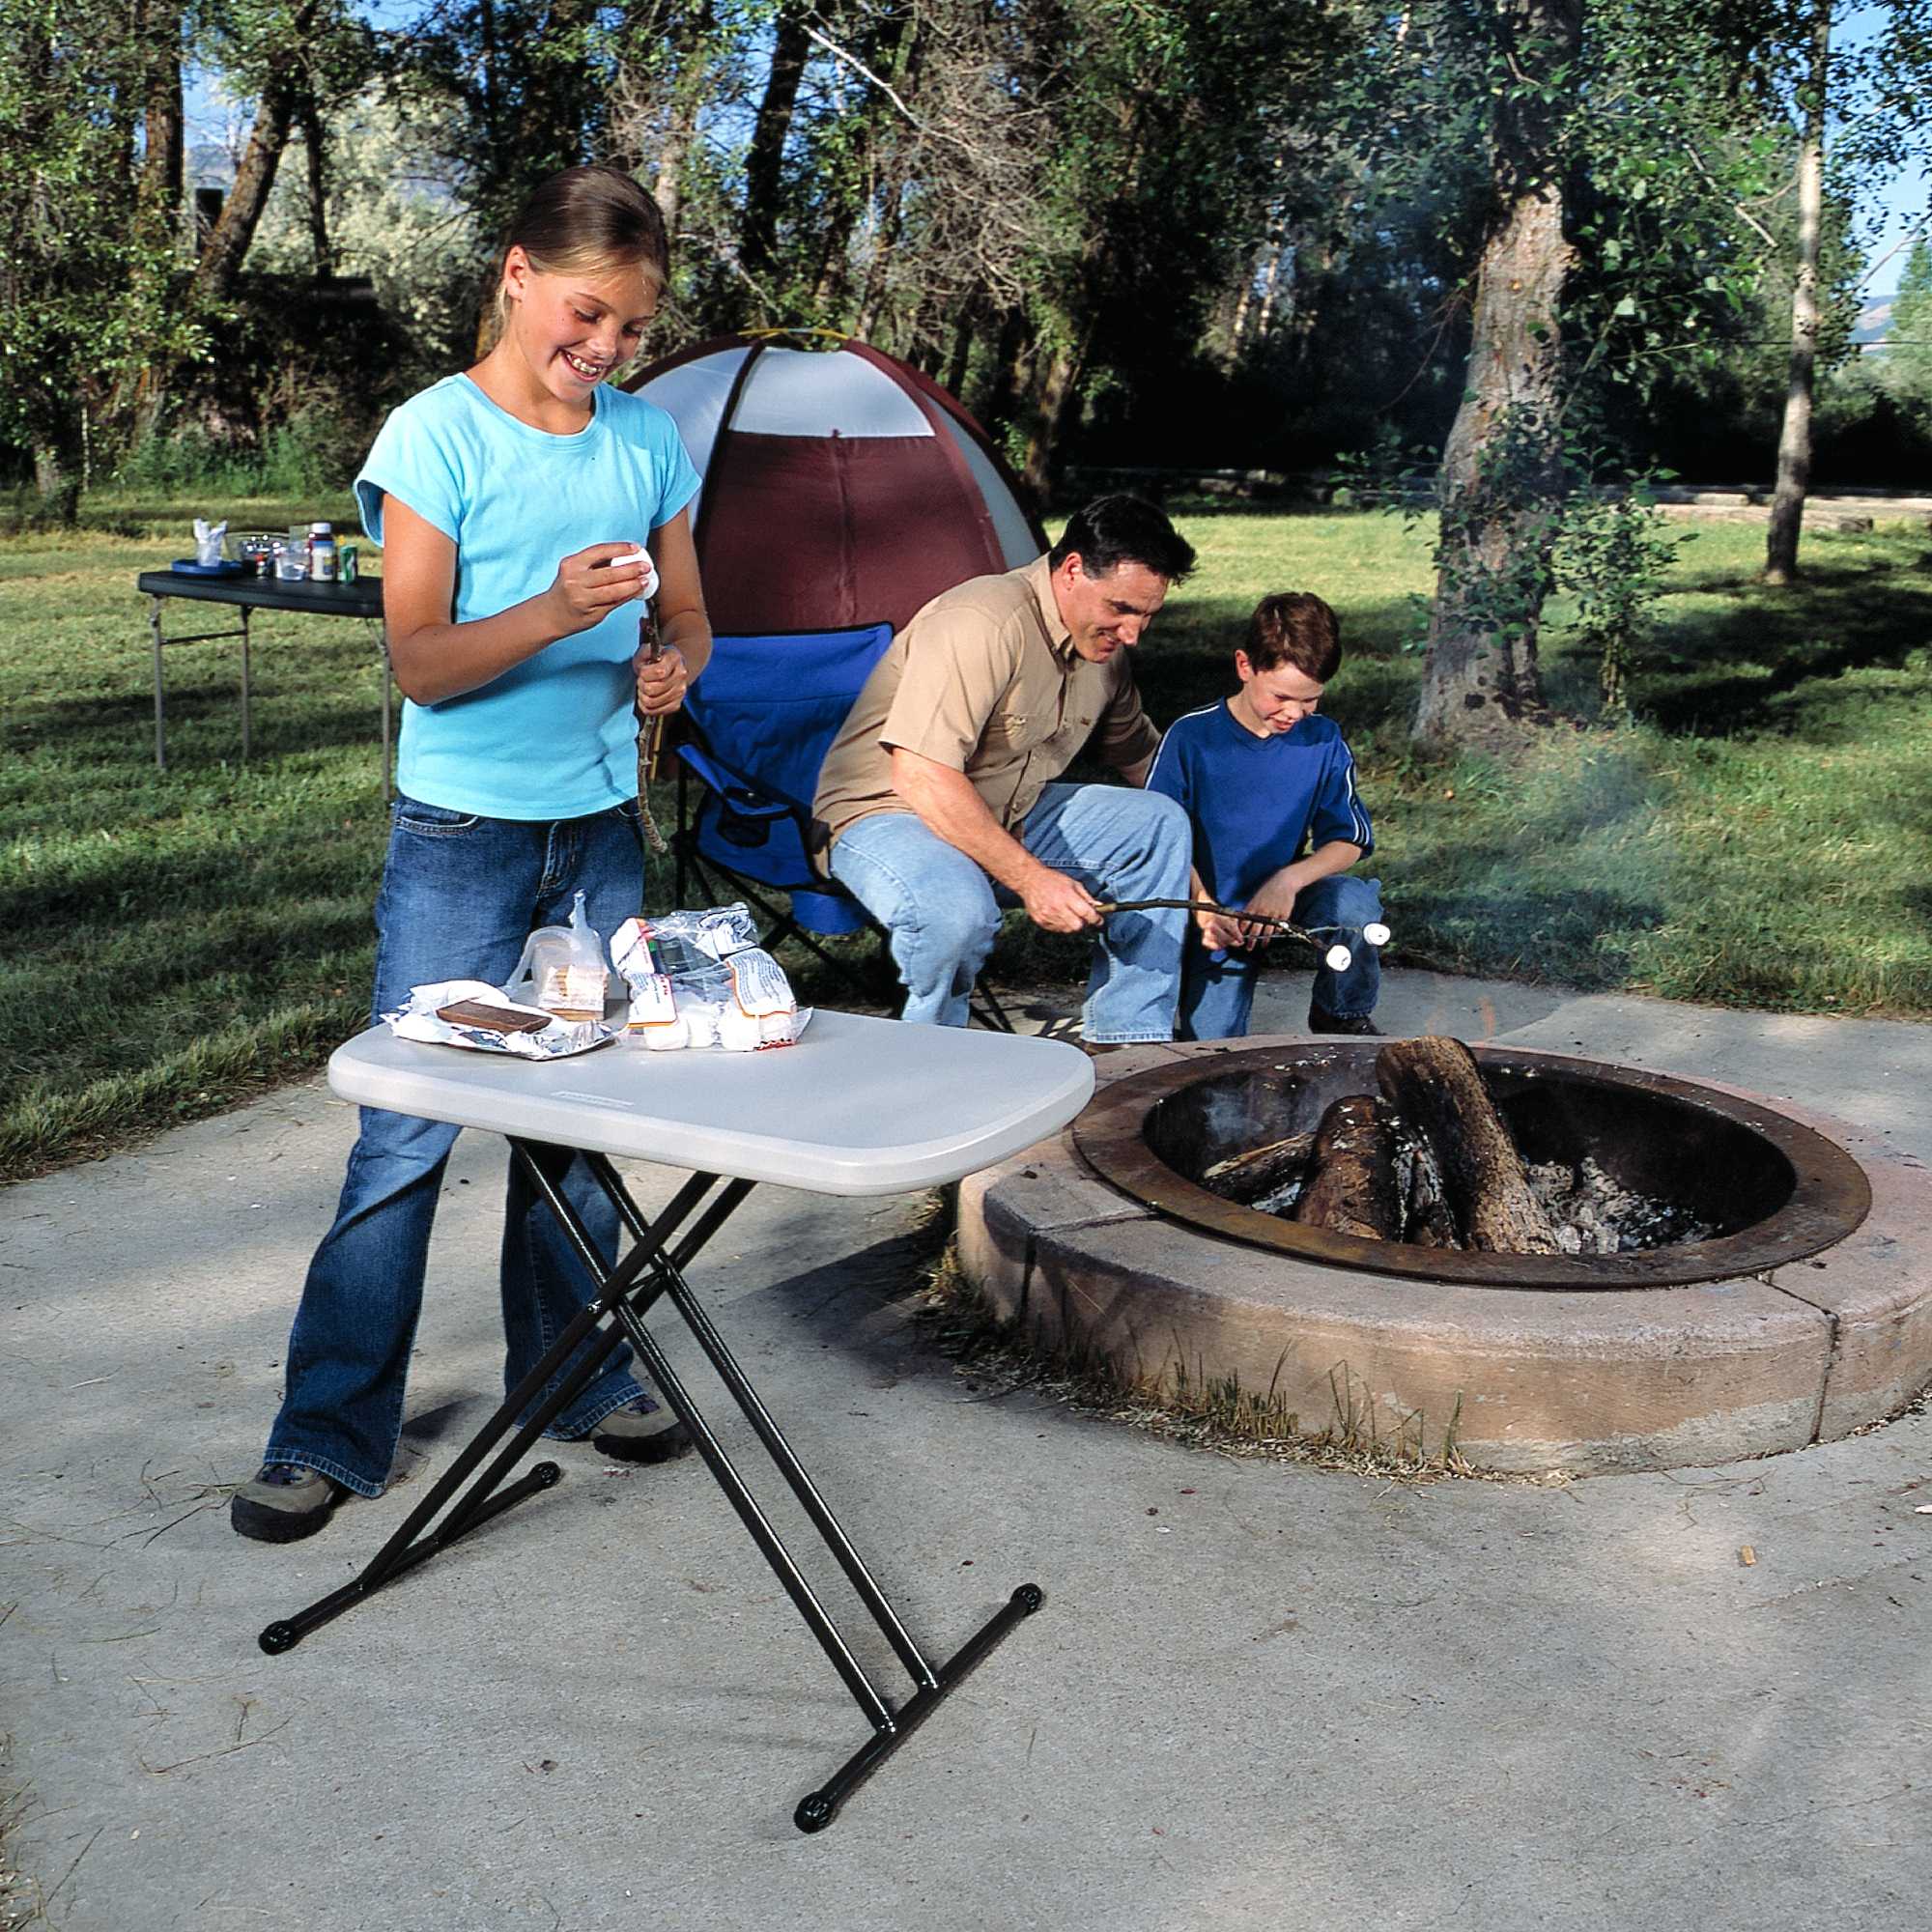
[
  {"x1": 620, "y1": 548, "x2": 668, "y2": 855},
  {"x1": 1092, "y1": 898, "x2": 1392, "y2": 969}
]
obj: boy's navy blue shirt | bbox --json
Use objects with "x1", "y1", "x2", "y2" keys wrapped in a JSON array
[{"x1": 1145, "y1": 700, "x2": 1373, "y2": 909}]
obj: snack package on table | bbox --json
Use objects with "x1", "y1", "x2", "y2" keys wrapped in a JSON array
[
  {"x1": 506, "y1": 891, "x2": 609, "y2": 1021},
  {"x1": 617, "y1": 902, "x2": 801, "y2": 1050},
  {"x1": 609, "y1": 917, "x2": 686, "y2": 1050},
  {"x1": 384, "y1": 979, "x2": 617, "y2": 1059}
]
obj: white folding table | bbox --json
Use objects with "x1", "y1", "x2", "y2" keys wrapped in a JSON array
[{"x1": 258, "y1": 1010, "x2": 1093, "y2": 1832}]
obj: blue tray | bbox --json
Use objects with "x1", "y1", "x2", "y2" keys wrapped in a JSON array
[{"x1": 171, "y1": 558, "x2": 249, "y2": 577}]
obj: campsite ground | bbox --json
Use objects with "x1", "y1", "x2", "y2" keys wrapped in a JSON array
[{"x1": 4, "y1": 499, "x2": 1931, "y2": 1182}]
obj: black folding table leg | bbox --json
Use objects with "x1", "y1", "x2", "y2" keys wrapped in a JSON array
[
  {"x1": 546, "y1": 1152, "x2": 1049, "y2": 1833},
  {"x1": 258, "y1": 1166, "x2": 727, "y2": 1654}
]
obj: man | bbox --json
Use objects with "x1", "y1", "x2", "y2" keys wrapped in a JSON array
[{"x1": 811, "y1": 496, "x2": 1196, "y2": 1044}]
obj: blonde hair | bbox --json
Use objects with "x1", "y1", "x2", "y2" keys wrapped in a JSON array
[{"x1": 480, "y1": 165, "x2": 670, "y2": 353}]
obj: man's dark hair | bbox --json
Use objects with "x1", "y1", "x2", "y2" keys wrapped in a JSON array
[
  {"x1": 1246, "y1": 592, "x2": 1342, "y2": 682},
  {"x1": 1048, "y1": 496, "x2": 1197, "y2": 583}
]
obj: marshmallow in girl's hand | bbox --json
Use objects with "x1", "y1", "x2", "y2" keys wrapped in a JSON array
[
  {"x1": 1363, "y1": 923, "x2": 1391, "y2": 948},
  {"x1": 1324, "y1": 944, "x2": 1353, "y2": 972},
  {"x1": 609, "y1": 548, "x2": 659, "y2": 600}
]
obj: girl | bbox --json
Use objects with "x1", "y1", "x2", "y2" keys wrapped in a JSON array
[{"x1": 233, "y1": 166, "x2": 711, "y2": 1543}]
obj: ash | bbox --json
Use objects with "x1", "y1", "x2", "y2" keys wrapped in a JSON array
[
  {"x1": 1251, "y1": 1177, "x2": 1306, "y2": 1216},
  {"x1": 1525, "y1": 1157, "x2": 1714, "y2": 1255}
]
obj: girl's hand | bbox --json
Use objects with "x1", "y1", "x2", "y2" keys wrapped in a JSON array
[
  {"x1": 636, "y1": 643, "x2": 690, "y2": 716},
  {"x1": 547, "y1": 542, "x2": 652, "y2": 635}
]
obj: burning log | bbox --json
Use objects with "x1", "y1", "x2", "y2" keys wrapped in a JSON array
[
  {"x1": 1294, "y1": 1095, "x2": 1401, "y2": 1240},
  {"x1": 1199, "y1": 1130, "x2": 1316, "y2": 1205},
  {"x1": 1376, "y1": 1037, "x2": 1562, "y2": 1255}
]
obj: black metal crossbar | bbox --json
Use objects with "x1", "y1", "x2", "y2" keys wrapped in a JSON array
[{"x1": 257, "y1": 1143, "x2": 1044, "y2": 1833}]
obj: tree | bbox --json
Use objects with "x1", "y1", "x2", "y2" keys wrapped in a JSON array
[
  {"x1": 1410, "y1": 1, "x2": 1582, "y2": 747},
  {"x1": 0, "y1": 1, "x2": 204, "y2": 516},
  {"x1": 1884, "y1": 235, "x2": 1932, "y2": 415}
]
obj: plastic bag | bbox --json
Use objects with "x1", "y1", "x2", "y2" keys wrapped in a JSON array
[
  {"x1": 193, "y1": 517, "x2": 228, "y2": 566},
  {"x1": 507, "y1": 891, "x2": 610, "y2": 1021},
  {"x1": 639, "y1": 902, "x2": 799, "y2": 1050},
  {"x1": 610, "y1": 917, "x2": 687, "y2": 1050}
]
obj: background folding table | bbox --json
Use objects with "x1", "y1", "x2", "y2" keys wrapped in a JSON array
[
  {"x1": 136, "y1": 569, "x2": 389, "y2": 781},
  {"x1": 259, "y1": 1009, "x2": 1094, "y2": 1832}
]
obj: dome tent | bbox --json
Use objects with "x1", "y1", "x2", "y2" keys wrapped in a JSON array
[{"x1": 623, "y1": 334, "x2": 1045, "y2": 637}]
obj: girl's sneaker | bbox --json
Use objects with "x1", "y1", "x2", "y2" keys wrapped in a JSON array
[{"x1": 230, "y1": 1463, "x2": 345, "y2": 1543}]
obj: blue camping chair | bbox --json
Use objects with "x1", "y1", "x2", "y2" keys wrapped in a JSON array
[{"x1": 673, "y1": 626, "x2": 1013, "y2": 1029}]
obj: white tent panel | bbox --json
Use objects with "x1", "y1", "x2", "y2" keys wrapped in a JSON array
[
  {"x1": 731, "y1": 348, "x2": 933, "y2": 439},
  {"x1": 932, "y1": 412, "x2": 1037, "y2": 568},
  {"x1": 637, "y1": 346, "x2": 753, "y2": 476}
]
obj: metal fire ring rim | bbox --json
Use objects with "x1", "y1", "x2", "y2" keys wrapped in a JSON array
[{"x1": 1071, "y1": 1042, "x2": 1875, "y2": 1292}]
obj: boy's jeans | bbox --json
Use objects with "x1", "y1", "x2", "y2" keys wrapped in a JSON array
[
  {"x1": 828, "y1": 783, "x2": 1191, "y2": 1040},
  {"x1": 1178, "y1": 873, "x2": 1384, "y2": 1041},
  {"x1": 264, "y1": 796, "x2": 651, "y2": 1497}
]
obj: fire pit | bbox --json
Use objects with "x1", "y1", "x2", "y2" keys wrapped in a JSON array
[
  {"x1": 1078, "y1": 1043, "x2": 1872, "y2": 1290},
  {"x1": 956, "y1": 1039, "x2": 1932, "y2": 1472}
]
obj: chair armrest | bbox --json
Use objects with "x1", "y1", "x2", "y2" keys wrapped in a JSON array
[{"x1": 674, "y1": 743, "x2": 794, "y2": 820}]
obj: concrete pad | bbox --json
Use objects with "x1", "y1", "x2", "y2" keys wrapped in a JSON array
[{"x1": 4, "y1": 980, "x2": 1932, "y2": 1929}]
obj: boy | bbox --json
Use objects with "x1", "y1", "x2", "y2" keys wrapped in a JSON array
[{"x1": 1145, "y1": 592, "x2": 1382, "y2": 1040}]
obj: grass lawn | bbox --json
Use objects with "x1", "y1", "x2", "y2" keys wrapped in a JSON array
[{"x1": 3, "y1": 495, "x2": 1929, "y2": 1183}]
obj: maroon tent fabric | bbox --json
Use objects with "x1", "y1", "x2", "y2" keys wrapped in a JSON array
[{"x1": 624, "y1": 336, "x2": 1045, "y2": 637}]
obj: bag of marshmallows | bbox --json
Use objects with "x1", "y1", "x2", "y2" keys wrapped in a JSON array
[{"x1": 611, "y1": 903, "x2": 799, "y2": 1051}]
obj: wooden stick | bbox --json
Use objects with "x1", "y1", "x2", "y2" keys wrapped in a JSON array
[{"x1": 1090, "y1": 898, "x2": 1329, "y2": 948}]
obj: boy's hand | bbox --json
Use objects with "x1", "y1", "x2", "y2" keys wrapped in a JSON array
[
  {"x1": 1238, "y1": 872, "x2": 1308, "y2": 948},
  {"x1": 1197, "y1": 906, "x2": 1248, "y2": 952}
]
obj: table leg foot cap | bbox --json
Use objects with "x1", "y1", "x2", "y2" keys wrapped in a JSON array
[
  {"x1": 1012, "y1": 1583, "x2": 1045, "y2": 1615},
  {"x1": 533, "y1": 1461, "x2": 562, "y2": 1489},
  {"x1": 794, "y1": 1792, "x2": 837, "y2": 1834},
  {"x1": 259, "y1": 1621, "x2": 299, "y2": 1656}
]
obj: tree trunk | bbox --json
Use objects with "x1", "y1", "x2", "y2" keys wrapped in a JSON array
[
  {"x1": 137, "y1": 2, "x2": 184, "y2": 246},
  {"x1": 1411, "y1": 0, "x2": 1580, "y2": 749},
  {"x1": 1294, "y1": 1097, "x2": 1401, "y2": 1240},
  {"x1": 739, "y1": 4, "x2": 812, "y2": 293},
  {"x1": 195, "y1": 63, "x2": 308, "y2": 306},
  {"x1": 1765, "y1": 2, "x2": 1831, "y2": 586},
  {"x1": 299, "y1": 99, "x2": 332, "y2": 278},
  {"x1": 1020, "y1": 333, "x2": 1089, "y2": 503},
  {"x1": 1376, "y1": 1037, "x2": 1561, "y2": 1255}
]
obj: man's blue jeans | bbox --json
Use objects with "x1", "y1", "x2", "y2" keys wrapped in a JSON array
[
  {"x1": 1178, "y1": 872, "x2": 1384, "y2": 1040},
  {"x1": 827, "y1": 783, "x2": 1191, "y2": 1040},
  {"x1": 264, "y1": 796, "x2": 651, "y2": 1497}
]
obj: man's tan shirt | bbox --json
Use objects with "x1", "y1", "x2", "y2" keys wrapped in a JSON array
[{"x1": 810, "y1": 554, "x2": 1161, "y2": 867}]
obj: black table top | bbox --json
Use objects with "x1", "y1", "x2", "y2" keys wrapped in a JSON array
[{"x1": 137, "y1": 569, "x2": 384, "y2": 619}]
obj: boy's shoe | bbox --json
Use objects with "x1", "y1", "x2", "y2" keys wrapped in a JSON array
[
  {"x1": 590, "y1": 1395, "x2": 693, "y2": 1463},
  {"x1": 1308, "y1": 1008, "x2": 1382, "y2": 1037},
  {"x1": 231, "y1": 1463, "x2": 345, "y2": 1543}
]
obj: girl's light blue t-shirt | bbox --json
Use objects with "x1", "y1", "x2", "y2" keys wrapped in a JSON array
[{"x1": 355, "y1": 374, "x2": 701, "y2": 820}]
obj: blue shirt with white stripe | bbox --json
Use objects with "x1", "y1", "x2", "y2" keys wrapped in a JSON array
[{"x1": 1145, "y1": 700, "x2": 1373, "y2": 909}]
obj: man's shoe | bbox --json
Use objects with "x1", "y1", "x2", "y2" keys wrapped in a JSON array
[
  {"x1": 231, "y1": 1463, "x2": 345, "y2": 1544},
  {"x1": 1308, "y1": 1009, "x2": 1382, "y2": 1037},
  {"x1": 590, "y1": 1395, "x2": 693, "y2": 1463}
]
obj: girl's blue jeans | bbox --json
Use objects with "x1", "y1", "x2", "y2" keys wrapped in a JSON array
[
  {"x1": 263, "y1": 796, "x2": 651, "y2": 1497},
  {"x1": 1178, "y1": 872, "x2": 1384, "y2": 1041},
  {"x1": 827, "y1": 783, "x2": 1192, "y2": 1040}
]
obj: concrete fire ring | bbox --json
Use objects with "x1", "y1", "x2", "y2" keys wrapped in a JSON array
[{"x1": 956, "y1": 1038, "x2": 1932, "y2": 1474}]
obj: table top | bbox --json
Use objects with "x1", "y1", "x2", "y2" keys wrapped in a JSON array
[
  {"x1": 327, "y1": 1009, "x2": 1094, "y2": 1196},
  {"x1": 138, "y1": 570, "x2": 384, "y2": 619}
]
